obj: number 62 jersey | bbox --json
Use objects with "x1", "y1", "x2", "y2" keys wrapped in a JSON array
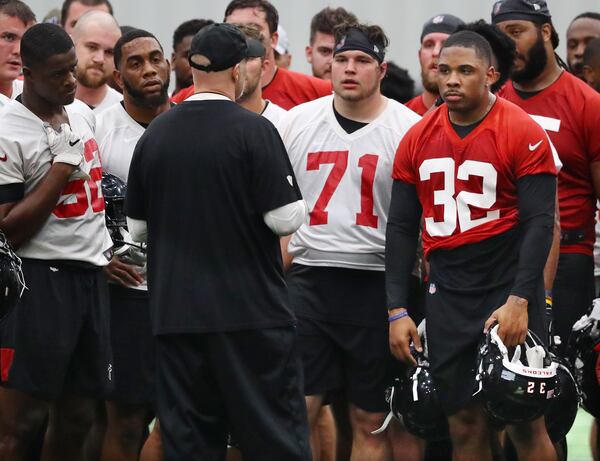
[
  {"x1": 277, "y1": 94, "x2": 420, "y2": 270},
  {"x1": 393, "y1": 98, "x2": 557, "y2": 257}
]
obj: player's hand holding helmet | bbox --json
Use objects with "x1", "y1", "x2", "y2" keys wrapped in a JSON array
[
  {"x1": 44, "y1": 123, "x2": 90, "y2": 180},
  {"x1": 389, "y1": 308, "x2": 422, "y2": 367},
  {"x1": 484, "y1": 295, "x2": 529, "y2": 347},
  {"x1": 568, "y1": 299, "x2": 600, "y2": 418},
  {"x1": 0, "y1": 231, "x2": 26, "y2": 321},
  {"x1": 476, "y1": 324, "x2": 558, "y2": 425}
]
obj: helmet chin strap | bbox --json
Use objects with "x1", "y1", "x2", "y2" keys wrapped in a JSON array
[{"x1": 371, "y1": 386, "x2": 395, "y2": 435}]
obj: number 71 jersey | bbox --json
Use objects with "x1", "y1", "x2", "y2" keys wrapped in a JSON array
[
  {"x1": 393, "y1": 98, "x2": 557, "y2": 257},
  {"x1": 277, "y1": 95, "x2": 420, "y2": 270}
]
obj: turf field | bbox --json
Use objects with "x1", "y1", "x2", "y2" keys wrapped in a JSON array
[{"x1": 568, "y1": 409, "x2": 594, "y2": 460}]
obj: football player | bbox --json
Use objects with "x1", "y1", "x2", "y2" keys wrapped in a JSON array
[
  {"x1": 405, "y1": 14, "x2": 464, "y2": 116},
  {"x1": 583, "y1": 37, "x2": 600, "y2": 91},
  {"x1": 305, "y1": 7, "x2": 357, "y2": 81},
  {"x1": 0, "y1": 23, "x2": 113, "y2": 461},
  {"x1": 95, "y1": 28, "x2": 171, "y2": 461},
  {"x1": 60, "y1": 0, "x2": 112, "y2": 35},
  {"x1": 494, "y1": 0, "x2": 600, "y2": 358},
  {"x1": 171, "y1": 19, "x2": 214, "y2": 96},
  {"x1": 387, "y1": 30, "x2": 557, "y2": 460},
  {"x1": 566, "y1": 12, "x2": 600, "y2": 81},
  {"x1": 278, "y1": 22, "x2": 422, "y2": 461},
  {"x1": 0, "y1": 0, "x2": 34, "y2": 108},
  {"x1": 72, "y1": 10, "x2": 122, "y2": 112}
]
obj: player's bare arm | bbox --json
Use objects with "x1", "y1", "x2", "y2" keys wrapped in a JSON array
[
  {"x1": 388, "y1": 307, "x2": 421, "y2": 366},
  {"x1": 0, "y1": 162, "x2": 76, "y2": 249}
]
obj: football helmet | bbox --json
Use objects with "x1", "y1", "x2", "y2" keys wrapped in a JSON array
[
  {"x1": 544, "y1": 354, "x2": 580, "y2": 442},
  {"x1": 373, "y1": 321, "x2": 449, "y2": 441},
  {"x1": 0, "y1": 231, "x2": 25, "y2": 321},
  {"x1": 475, "y1": 325, "x2": 558, "y2": 425},
  {"x1": 101, "y1": 173, "x2": 127, "y2": 233},
  {"x1": 568, "y1": 299, "x2": 600, "y2": 418}
]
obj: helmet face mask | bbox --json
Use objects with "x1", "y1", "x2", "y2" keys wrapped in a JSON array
[
  {"x1": 0, "y1": 231, "x2": 26, "y2": 321},
  {"x1": 544, "y1": 354, "x2": 579, "y2": 442},
  {"x1": 101, "y1": 173, "x2": 129, "y2": 248},
  {"x1": 476, "y1": 325, "x2": 558, "y2": 425}
]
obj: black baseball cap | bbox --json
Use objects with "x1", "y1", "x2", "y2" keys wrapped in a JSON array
[
  {"x1": 491, "y1": 0, "x2": 552, "y2": 25},
  {"x1": 189, "y1": 23, "x2": 249, "y2": 72},
  {"x1": 420, "y1": 14, "x2": 465, "y2": 42}
]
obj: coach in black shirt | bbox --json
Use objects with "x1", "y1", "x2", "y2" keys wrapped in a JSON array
[{"x1": 126, "y1": 23, "x2": 310, "y2": 461}]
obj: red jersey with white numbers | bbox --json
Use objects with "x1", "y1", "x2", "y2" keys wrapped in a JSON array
[
  {"x1": 393, "y1": 98, "x2": 557, "y2": 256},
  {"x1": 405, "y1": 94, "x2": 429, "y2": 116},
  {"x1": 499, "y1": 72, "x2": 600, "y2": 255}
]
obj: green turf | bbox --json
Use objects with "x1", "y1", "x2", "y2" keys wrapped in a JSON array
[{"x1": 568, "y1": 409, "x2": 594, "y2": 461}]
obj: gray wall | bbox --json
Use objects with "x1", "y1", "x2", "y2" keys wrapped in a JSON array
[{"x1": 28, "y1": 0, "x2": 600, "y2": 88}]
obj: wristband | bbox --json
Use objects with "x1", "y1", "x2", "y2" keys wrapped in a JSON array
[
  {"x1": 545, "y1": 289, "x2": 552, "y2": 307},
  {"x1": 388, "y1": 311, "x2": 409, "y2": 322}
]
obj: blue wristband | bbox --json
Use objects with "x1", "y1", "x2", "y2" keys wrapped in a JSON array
[{"x1": 388, "y1": 311, "x2": 409, "y2": 322}]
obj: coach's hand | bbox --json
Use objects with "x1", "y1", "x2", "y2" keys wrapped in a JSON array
[
  {"x1": 104, "y1": 256, "x2": 144, "y2": 287},
  {"x1": 484, "y1": 295, "x2": 528, "y2": 347},
  {"x1": 389, "y1": 308, "x2": 422, "y2": 367}
]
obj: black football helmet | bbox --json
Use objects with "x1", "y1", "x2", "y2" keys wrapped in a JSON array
[
  {"x1": 101, "y1": 173, "x2": 127, "y2": 232},
  {"x1": 543, "y1": 354, "x2": 580, "y2": 442},
  {"x1": 475, "y1": 325, "x2": 558, "y2": 425},
  {"x1": 568, "y1": 300, "x2": 600, "y2": 418},
  {"x1": 373, "y1": 321, "x2": 449, "y2": 441},
  {"x1": 0, "y1": 231, "x2": 25, "y2": 321}
]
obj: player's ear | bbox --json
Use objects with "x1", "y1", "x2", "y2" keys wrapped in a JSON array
[
  {"x1": 305, "y1": 45, "x2": 313, "y2": 63},
  {"x1": 22, "y1": 66, "x2": 31, "y2": 78},
  {"x1": 113, "y1": 69, "x2": 123, "y2": 92},
  {"x1": 485, "y1": 65, "x2": 496, "y2": 88},
  {"x1": 379, "y1": 61, "x2": 388, "y2": 81}
]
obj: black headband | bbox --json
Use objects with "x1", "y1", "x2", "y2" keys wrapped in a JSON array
[{"x1": 334, "y1": 27, "x2": 385, "y2": 63}]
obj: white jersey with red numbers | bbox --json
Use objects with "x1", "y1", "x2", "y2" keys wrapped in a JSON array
[
  {"x1": 0, "y1": 80, "x2": 23, "y2": 109},
  {"x1": 0, "y1": 99, "x2": 112, "y2": 265},
  {"x1": 278, "y1": 94, "x2": 420, "y2": 270}
]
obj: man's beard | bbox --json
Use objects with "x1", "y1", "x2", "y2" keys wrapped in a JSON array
[
  {"x1": 77, "y1": 65, "x2": 107, "y2": 89},
  {"x1": 123, "y1": 75, "x2": 170, "y2": 108},
  {"x1": 421, "y1": 68, "x2": 439, "y2": 94},
  {"x1": 236, "y1": 77, "x2": 259, "y2": 102},
  {"x1": 512, "y1": 31, "x2": 548, "y2": 83}
]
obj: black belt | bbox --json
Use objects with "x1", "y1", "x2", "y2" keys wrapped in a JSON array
[{"x1": 560, "y1": 229, "x2": 585, "y2": 245}]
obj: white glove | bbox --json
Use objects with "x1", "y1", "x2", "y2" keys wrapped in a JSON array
[{"x1": 44, "y1": 123, "x2": 90, "y2": 180}]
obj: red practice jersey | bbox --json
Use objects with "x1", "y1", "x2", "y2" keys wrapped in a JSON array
[
  {"x1": 499, "y1": 72, "x2": 600, "y2": 255},
  {"x1": 171, "y1": 67, "x2": 332, "y2": 109},
  {"x1": 393, "y1": 98, "x2": 557, "y2": 256},
  {"x1": 262, "y1": 67, "x2": 332, "y2": 110},
  {"x1": 405, "y1": 94, "x2": 429, "y2": 116}
]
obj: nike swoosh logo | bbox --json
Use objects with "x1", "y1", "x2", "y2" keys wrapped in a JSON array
[
  {"x1": 529, "y1": 140, "x2": 543, "y2": 151},
  {"x1": 0, "y1": 154, "x2": 6, "y2": 162},
  {"x1": 69, "y1": 139, "x2": 80, "y2": 147}
]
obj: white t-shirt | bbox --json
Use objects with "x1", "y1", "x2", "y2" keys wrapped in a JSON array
[
  {"x1": 262, "y1": 99, "x2": 286, "y2": 126},
  {"x1": 278, "y1": 94, "x2": 420, "y2": 270},
  {"x1": 0, "y1": 99, "x2": 112, "y2": 265},
  {"x1": 93, "y1": 86, "x2": 123, "y2": 114},
  {"x1": 96, "y1": 102, "x2": 148, "y2": 289},
  {"x1": 0, "y1": 79, "x2": 23, "y2": 108}
]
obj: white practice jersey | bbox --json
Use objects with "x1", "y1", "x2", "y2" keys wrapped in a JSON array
[
  {"x1": 0, "y1": 99, "x2": 112, "y2": 265},
  {"x1": 93, "y1": 86, "x2": 123, "y2": 114},
  {"x1": 262, "y1": 100, "x2": 286, "y2": 126},
  {"x1": 96, "y1": 102, "x2": 148, "y2": 289},
  {"x1": 0, "y1": 79, "x2": 23, "y2": 108},
  {"x1": 278, "y1": 94, "x2": 420, "y2": 270}
]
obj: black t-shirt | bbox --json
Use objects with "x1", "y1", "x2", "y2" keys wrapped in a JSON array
[{"x1": 126, "y1": 97, "x2": 302, "y2": 334}]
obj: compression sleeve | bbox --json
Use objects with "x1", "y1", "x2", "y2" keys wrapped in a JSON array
[
  {"x1": 510, "y1": 174, "x2": 556, "y2": 302},
  {"x1": 127, "y1": 217, "x2": 148, "y2": 243},
  {"x1": 385, "y1": 180, "x2": 422, "y2": 312},
  {"x1": 263, "y1": 199, "x2": 307, "y2": 236}
]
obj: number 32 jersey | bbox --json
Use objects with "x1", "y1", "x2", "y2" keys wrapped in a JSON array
[
  {"x1": 0, "y1": 100, "x2": 112, "y2": 265},
  {"x1": 278, "y1": 95, "x2": 420, "y2": 270},
  {"x1": 393, "y1": 98, "x2": 557, "y2": 256}
]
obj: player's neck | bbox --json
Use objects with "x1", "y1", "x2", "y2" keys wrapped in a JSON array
[
  {"x1": 20, "y1": 87, "x2": 65, "y2": 120},
  {"x1": 238, "y1": 90, "x2": 264, "y2": 114},
  {"x1": 422, "y1": 90, "x2": 438, "y2": 109},
  {"x1": 123, "y1": 95, "x2": 170, "y2": 125},
  {"x1": 75, "y1": 83, "x2": 108, "y2": 108},
  {"x1": 512, "y1": 54, "x2": 563, "y2": 93},
  {"x1": 261, "y1": 51, "x2": 278, "y2": 88},
  {"x1": 334, "y1": 91, "x2": 387, "y2": 123},
  {"x1": 449, "y1": 92, "x2": 496, "y2": 126},
  {"x1": 0, "y1": 79, "x2": 13, "y2": 98}
]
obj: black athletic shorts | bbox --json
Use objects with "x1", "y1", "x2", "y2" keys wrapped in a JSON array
[
  {"x1": 155, "y1": 328, "x2": 311, "y2": 461},
  {"x1": 0, "y1": 258, "x2": 112, "y2": 400},
  {"x1": 107, "y1": 285, "x2": 155, "y2": 406},
  {"x1": 552, "y1": 253, "x2": 594, "y2": 356},
  {"x1": 425, "y1": 279, "x2": 547, "y2": 416},
  {"x1": 287, "y1": 264, "x2": 396, "y2": 413}
]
